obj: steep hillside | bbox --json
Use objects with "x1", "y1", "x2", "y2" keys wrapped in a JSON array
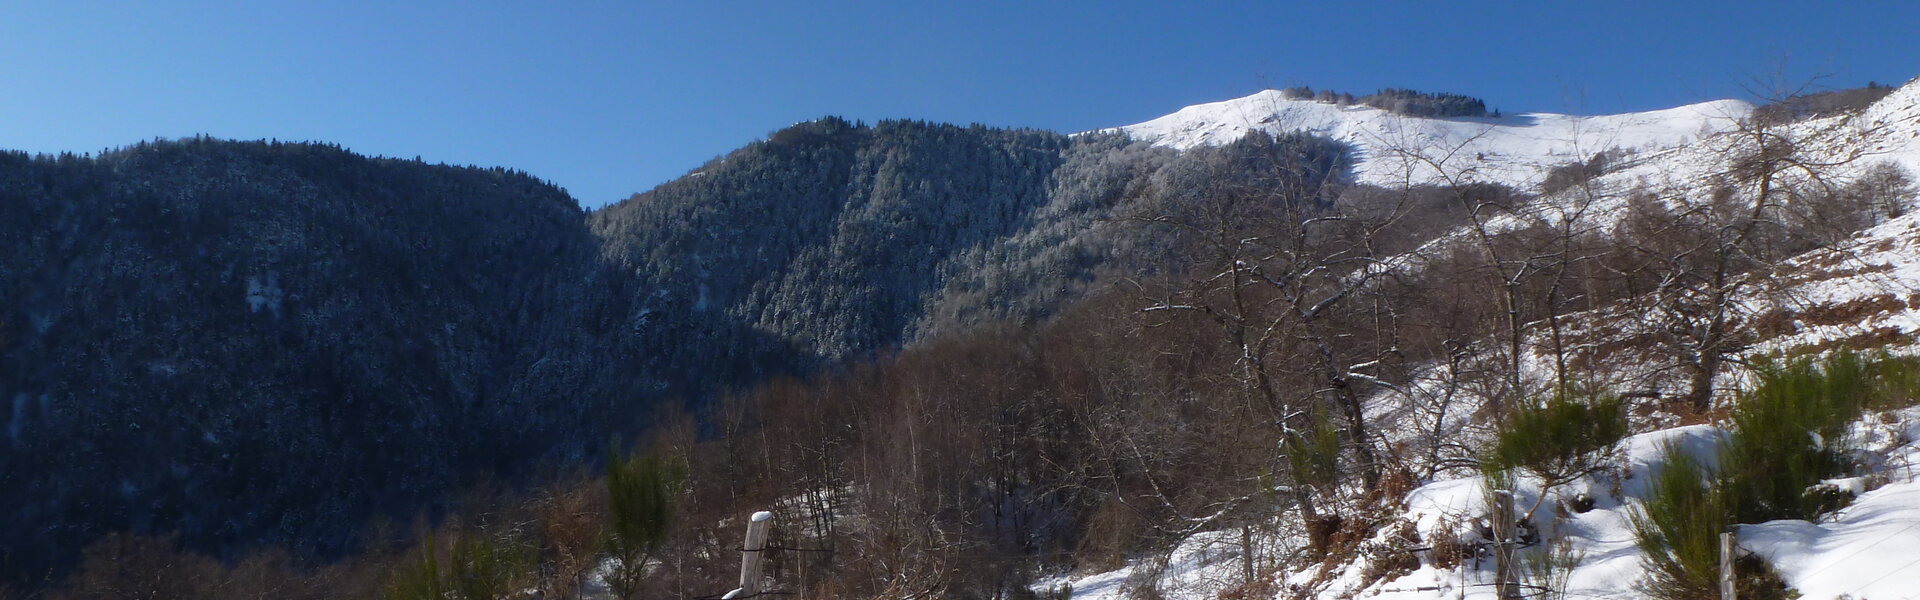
[
  {"x1": 0, "y1": 139, "x2": 660, "y2": 581},
  {"x1": 1508, "y1": 77, "x2": 1920, "y2": 389},
  {"x1": 589, "y1": 119, "x2": 1351, "y2": 365},
  {"x1": 1039, "y1": 79, "x2": 1920, "y2": 600},
  {"x1": 589, "y1": 117, "x2": 1076, "y2": 367}
]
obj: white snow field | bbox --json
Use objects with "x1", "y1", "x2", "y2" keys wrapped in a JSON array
[{"x1": 1105, "y1": 89, "x2": 1753, "y2": 190}]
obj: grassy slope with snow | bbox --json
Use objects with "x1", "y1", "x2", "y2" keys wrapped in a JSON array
[
  {"x1": 1050, "y1": 410, "x2": 1919, "y2": 600},
  {"x1": 1051, "y1": 80, "x2": 1920, "y2": 600}
]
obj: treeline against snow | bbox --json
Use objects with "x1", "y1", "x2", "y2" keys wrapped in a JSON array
[{"x1": 1279, "y1": 86, "x2": 1492, "y2": 118}]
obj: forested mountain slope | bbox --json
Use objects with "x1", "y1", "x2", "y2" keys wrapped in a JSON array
[
  {"x1": 0, "y1": 119, "x2": 1354, "y2": 586},
  {"x1": 0, "y1": 139, "x2": 660, "y2": 579},
  {"x1": 588, "y1": 118, "x2": 1350, "y2": 366},
  {"x1": 590, "y1": 117, "x2": 1073, "y2": 366}
]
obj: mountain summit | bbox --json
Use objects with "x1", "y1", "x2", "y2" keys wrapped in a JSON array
[{"x1": 1107, "y1": 88, "x2": 1755, "y2": 190}]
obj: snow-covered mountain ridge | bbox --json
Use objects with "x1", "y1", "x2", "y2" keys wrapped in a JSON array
[{"x1": 1102, "y1": 89, "x2": 1755, "y2": 190}]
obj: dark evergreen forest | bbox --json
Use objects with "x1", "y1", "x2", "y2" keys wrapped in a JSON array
[{"x1": 0, "y1": 139, "x2": 664, "y2": 579}]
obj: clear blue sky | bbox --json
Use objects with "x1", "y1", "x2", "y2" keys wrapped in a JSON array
[{"x1": 3, "y1": 1, "x2": 1916, "y2": 207}]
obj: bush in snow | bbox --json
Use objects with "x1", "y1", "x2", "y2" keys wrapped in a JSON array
[
  {"x1": 1481, "y1": 391, "x2": 1627, "y2": 501},
  {"x1": 1721, "y1": 351, "x2": 1873, "y2": 523},
  {"x1": 1863, "y1": 352, "x2": 1920, "y2": 411},
  {"x1": 1633, "y1": 350, "x2": 1919, "y2": 600},
  {"x1": 1519, "y1": 536, "x2": 1584, "y2": 600},
  {"x1": 1630, "y1": 445, "x2": 1728, "y2": 600}
]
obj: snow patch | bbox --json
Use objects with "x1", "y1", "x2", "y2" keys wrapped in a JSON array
[
  {"x1": 1740, "y1": 480, "x2": 1920, "y2": 599},
  {"x1": 245, "y1": 271, "x2": 283, "y2": 315}
]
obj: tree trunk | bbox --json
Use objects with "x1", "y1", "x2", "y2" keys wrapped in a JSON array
[{"x1": 1685, "y1": 351, "x2": 1721, "y2": 414}]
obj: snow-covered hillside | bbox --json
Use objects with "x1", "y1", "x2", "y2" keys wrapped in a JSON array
[
  {"x1": 1850, "y1": 77, "x2": 1920, "y2": 176},
  {"x1": 1560, "y1": 78, "x2": 1920, "y2": 356},
  {"x1": 1042, "y1": 80, "x2": 1920, "y2": 600},
  {"x1": 1584, "y1": 77, "x2": 1920, "y2": 207},
  {"x1": 1046, "y1": 408, "x2": 1920, "y2": 600},
  {"x1": 1103, "y1": 90, "x2": 1754, "y2": 190}
]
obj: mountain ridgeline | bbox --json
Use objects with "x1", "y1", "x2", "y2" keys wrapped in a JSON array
[
  {"x1": 589, "y1": 117, "x2": 1352, "y2": 366},
  {"x1": 0, "y1": 124, "x2": 1354, "y2": 582},
  {"x1": 593, "y1": 116, "x2": 1074, "y2": 370}
]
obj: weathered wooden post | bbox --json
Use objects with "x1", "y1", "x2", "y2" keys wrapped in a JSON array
[
  {"x1": 1240, "y1": 525, "x2": 1256, "y2": 587},
  {"x1": 1492, "y1": 490, "x2": 1518, "y2": 600},
  {"x1": 740, "y1": 510, "x2": 774, "y2": 596},
  {"x1": 1720, "y1": 530, "x2": 1737, "y2": 600}
]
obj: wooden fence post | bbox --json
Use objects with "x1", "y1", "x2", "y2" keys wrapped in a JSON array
[
  {"x1": 1492, "y1": 490, "x2": 1517, "y2": 600},
  {"x1": 740, "y1": 511, "x2": 774, "y2": 596},
  {"x1": 1720, "y1": 530, "x2": 1737, "y2": 600}
]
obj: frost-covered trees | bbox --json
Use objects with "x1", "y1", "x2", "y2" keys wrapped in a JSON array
[{"x1": 590, "y1": 118, "x2": 1074, "y2": 366}]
